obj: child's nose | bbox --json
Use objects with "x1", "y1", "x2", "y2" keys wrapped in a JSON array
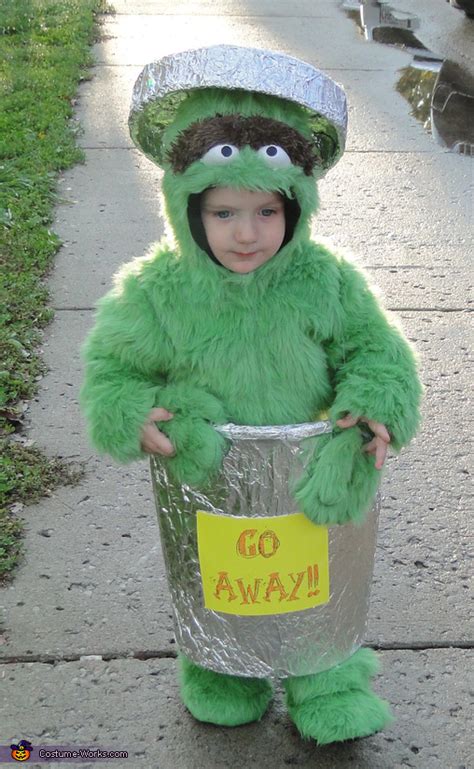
[{"x1": 235, "y1": 216, "x2": 258, "y2": 243}]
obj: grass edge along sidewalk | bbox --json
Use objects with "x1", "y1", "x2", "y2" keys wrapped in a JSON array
[{"x1": 0, "y1": 0, "x2": 114, "y2": 582}]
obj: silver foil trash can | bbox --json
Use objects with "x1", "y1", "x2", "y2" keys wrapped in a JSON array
[{"x1": 151, "y1": 421, "x2": 379, "y2": 679}]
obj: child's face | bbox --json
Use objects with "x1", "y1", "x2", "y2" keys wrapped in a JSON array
[{"x1": 201, "y1": 187, "x2": 286, "y2": 274}]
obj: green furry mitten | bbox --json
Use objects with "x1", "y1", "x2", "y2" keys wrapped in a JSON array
[
  {"x1": 293, "y1": 427, "x2": 381, "y2": 525},
  {"x1": 283, "y1": 647, "x2": 393, "y2": 745},
  {"x1": 178, "y1": 653, "x2": 273, "y2": 726},
  {"x1": 156, "y1": 383, "x2": 229, "y2": 487}
]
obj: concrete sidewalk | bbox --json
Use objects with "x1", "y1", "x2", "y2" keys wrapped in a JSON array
[{"x1": 1, "y1": 1, "x2": 472, "y2": 767}]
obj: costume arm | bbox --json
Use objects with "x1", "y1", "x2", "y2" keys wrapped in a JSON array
[
  {"x1": 81, "y1": 267, "x2": 228, "y2": 484},
  {"x1": 80, "y1": 271, "x2": 171, "y2": 462},
  {"x1": 324, "y1": 258, "x2": 423, "y2": 451}
]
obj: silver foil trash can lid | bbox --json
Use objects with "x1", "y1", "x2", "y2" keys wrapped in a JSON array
[{"x1": 129, "y1": 44, "x2": 348, "y2": 172}]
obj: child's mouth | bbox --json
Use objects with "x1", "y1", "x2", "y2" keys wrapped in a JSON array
[{"x1": 235, "y1": 251, "x2": 258, "y2": 258}]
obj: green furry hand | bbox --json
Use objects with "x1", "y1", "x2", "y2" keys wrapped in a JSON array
[
  {"x1": 293, "y1": 427, "x2": 381, "y2": 525},
  {"x1": 336, "y1": 413, "x2": 391, "y2": 470},
  {"x1": 147, "y1": 383, "x2": 229, "y2": 488}
]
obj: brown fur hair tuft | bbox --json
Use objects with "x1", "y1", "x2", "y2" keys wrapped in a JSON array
[{"x1": 167, "y1": 115, "x2": 318, "y2": 174}]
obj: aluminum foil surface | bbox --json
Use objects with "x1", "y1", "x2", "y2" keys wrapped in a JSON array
[
  {"x1": 151, "y1": 422, "x2": 379, "y2": 679},
  {"x1": 129, "y1": 45, "x2": 347, "y2": 172}
]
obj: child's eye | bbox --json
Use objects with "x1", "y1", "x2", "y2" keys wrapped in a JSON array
[
  {"x1": 201, "y1": 144, "x2": 240, "y2": 164},
  {"x1": 215, "y1": 210, "x2": 231, "y2": 219},
  {"x1": 257, "y1": 145, "x2": 292, "y2": 168},
  {"x1": 260, "y1": 208, "x2": 277, "y2": 217}
]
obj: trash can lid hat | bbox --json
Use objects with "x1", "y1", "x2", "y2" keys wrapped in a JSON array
[{"x1": 129, "y1": 44, "x2": 348, "y2": 172}]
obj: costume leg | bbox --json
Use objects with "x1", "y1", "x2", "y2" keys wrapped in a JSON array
[
  {"x1": 283, "y1": 648, "x2": 393, "y2": 745},
  {"x1": 178, "y1": 653, "x2": 273, "y2": 726}
]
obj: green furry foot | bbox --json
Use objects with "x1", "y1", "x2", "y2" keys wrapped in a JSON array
[
  {"x1": 178, "y1": 654, "x2": 273, "y2": 726},
  {"x1": 284, "y1": 648, "x2": 393, "y2": 745},
  {"x1": 287, "y1": 687, "x2": 392, "y2": 745}
]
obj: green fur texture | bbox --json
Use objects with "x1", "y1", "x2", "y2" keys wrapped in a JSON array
[
  {"x1": 156, "y1": 383, "x2": 229, "y2": 486},
  {"x1": 293, "y1": 427, "x2": 382, "y2": 525},
  {"x1": 178, "y1": 647, "x2": 392, "y2": 743},
  {"x1": 178, "y1": 653, "x2": 273, "y2": 726},
  {"x1": 283, "y1": 648, "x2": 393, "y2": 744},
  {"x1": 81, "y1": 88, "x2": 422, "y2": 521}
]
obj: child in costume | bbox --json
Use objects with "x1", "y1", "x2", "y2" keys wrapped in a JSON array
[{"x1": 81, "y1": 46, "x2": 422, "y2": 745}]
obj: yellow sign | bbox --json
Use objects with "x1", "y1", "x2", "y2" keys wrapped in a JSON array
[{"x1": 196, "y1": 511, "x2": 330, "y2": 616}]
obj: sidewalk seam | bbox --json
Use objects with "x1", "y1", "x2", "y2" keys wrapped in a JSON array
[{"x1": 1, "y1": 642, "x2": 472, "y2": 665}]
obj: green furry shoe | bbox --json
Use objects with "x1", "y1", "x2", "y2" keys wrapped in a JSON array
[
  {"x1": 178, "y1": 653, "x2": 273, "y2": 726},
  {"x1": 283, "y1": 648, "x2": 393, "y2": 745}
]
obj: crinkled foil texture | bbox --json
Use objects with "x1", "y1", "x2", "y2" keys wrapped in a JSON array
[
  {"x1": 129, "y1": 45, "x2": 347, "y2": 170},
  {"x1": 151, "y1": 422, "x2": 379, "y2": 679}
]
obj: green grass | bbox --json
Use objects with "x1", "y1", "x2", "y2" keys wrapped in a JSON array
[
  {"x1": 0, "y1": 0, "x2": 113, "y2": 580},
  {"x1": 0, "y1": 443, "x2": 84, "y2": 578}
]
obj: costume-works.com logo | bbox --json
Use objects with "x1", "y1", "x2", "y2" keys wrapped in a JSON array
[{"x1": 10, "y1": 740, "x2": 33, "y2": 761}]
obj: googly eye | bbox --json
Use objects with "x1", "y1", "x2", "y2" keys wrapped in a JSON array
[
  {"x1": 257, "y1": 145, "x2": 292, "y2": 167},
  {"x1": 201, "y1": 144, "x2": 240, "y2": 164}
]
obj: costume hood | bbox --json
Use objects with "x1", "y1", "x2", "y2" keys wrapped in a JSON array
[{"x1": 129, "y1": 46, "x2": 347, "y2": 283}]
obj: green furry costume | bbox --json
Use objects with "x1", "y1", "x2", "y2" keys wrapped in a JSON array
[{"x1": 81, "y1": 51, "x2": 422, "y2": 745}]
